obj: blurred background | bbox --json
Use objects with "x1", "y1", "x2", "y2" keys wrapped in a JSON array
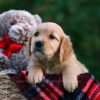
[{"x1": 0, "y1": 0, "x2": 100, "y2": 81}]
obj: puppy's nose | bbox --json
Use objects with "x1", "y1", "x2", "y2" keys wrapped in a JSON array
[{"x1": 35, "y1": 41, "x2": 44, "y2": 48}]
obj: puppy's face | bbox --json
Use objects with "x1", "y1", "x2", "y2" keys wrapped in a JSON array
[
  {"x1": 30, "y1": 23, "x2": 61, "y2": 60},
  {"x1": 30, "y1": 22, "x2": 72, "y2": 63}
]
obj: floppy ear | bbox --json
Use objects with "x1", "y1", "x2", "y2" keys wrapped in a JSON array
[
  {"x1": 59, "y1": 35, "x2": 73, "y2": 64},
  {"x1": 22, "y1": 36, "x2": 32, "y2": 57},
  {"x1": 25, "y1": 36, "x2": 33, "y2": 57}
]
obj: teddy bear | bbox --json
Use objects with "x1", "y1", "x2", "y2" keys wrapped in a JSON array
[{"x1": 0, "y1": 10, "x2": 42, "y2": 68}]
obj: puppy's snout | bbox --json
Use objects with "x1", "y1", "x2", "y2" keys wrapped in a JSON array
[{"x1": 35, "y1": 41, "x2": 44, "y2": 48}]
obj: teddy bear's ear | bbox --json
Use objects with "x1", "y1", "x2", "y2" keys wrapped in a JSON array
[{"x1": 33, "y1": 14, "x2": 42, "y2": 24}]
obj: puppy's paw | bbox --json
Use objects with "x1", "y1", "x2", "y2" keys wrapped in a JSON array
[
  {"x1": 62, "y1": 74, "x2": 78, "y2": 92},
  {"x1": 28, "y1": 69, "x2": 43, "y2": 84}
]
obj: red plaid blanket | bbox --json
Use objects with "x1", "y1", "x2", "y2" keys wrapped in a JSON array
[{"x1": 9, "y1": 71, "x2": 100, "y2": 100}]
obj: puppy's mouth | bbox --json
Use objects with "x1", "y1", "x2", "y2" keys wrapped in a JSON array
[
  {"x1": 33, "y1": 47, "x2": 54, "y2": 61},
  {"x1": 33, "y1": 47, "x2": 44, "y2": 54}
]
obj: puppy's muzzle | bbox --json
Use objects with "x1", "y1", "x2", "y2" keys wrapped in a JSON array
[{"x1": 34, "y1": 41, "x2": 44, "y2": 52}]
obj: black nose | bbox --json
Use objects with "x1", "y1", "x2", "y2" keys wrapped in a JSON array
[{"x1": 35, "y1": 41, "x2": 44, "y2": 48}]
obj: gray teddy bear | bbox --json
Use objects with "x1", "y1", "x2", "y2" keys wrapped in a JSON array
[{"x1": 0, "y1": 10, "x2": 42, "y2": 72}]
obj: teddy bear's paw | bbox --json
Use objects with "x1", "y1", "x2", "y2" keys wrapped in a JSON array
[{"x1": 0, "y1": 54, "x2": 10, "y2": 66}]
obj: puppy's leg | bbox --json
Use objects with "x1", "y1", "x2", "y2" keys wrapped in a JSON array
[
  {"x1": 62, "y1": 57, "x2": 88, "y2": 92},
  {"x1": 28, "y1": 66, "x2": 43, "y2": 84},
  {"x1": 62, "y1": 71, "x2": 78, "y2": 92},
  {"x1": 27, "y1": 59, "x2": 43, "y2": 84},
  {"x1": 62, "y1": 61, "x2": 81, "y2": 92}
]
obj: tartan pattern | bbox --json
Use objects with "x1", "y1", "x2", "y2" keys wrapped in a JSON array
[{"x1": 9, "y1": 71, "x2": 100, "y2": 100}]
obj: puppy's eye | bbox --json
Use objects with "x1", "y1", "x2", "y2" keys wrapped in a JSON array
[
  {"x1": 49, "y1": 35, "x2": 56, "y2": 39},
  {"x1": 34, "y1": 32, "x2": 39, "y2": 37}
]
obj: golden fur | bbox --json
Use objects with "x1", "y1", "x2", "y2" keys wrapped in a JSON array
[{"x1": 27, "y1": 22, "x2": 88, "y2": 92}]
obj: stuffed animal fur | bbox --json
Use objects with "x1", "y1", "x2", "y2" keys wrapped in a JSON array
[{"x1": 0, "y1": 10, "x2": 42, "y2": 67}]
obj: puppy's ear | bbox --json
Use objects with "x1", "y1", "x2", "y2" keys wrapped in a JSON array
[
  {"x1": 27, "y1": 37, "x2": 33, "y2": 56},
  {"x1": 59, "y1": 35, "x2": 73, "y2": 64}
]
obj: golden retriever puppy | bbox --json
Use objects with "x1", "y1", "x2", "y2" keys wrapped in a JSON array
[{"x1": 27, "y1": 22, "x2": 88, "y2": 92}]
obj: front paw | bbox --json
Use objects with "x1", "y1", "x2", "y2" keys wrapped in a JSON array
[
  {"x1": 62, "y1": 74, "x2": 78, "y2": 92},
  {"x1": 28, "y1": 69, "x2": 43, "y2": 84}
]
